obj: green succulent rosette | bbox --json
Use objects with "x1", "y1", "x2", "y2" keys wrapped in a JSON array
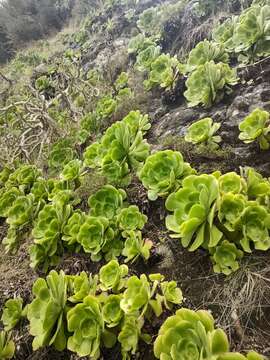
[
  {"x1": 67, "y1": 295, "x2": 104, "y2": 358},
  {"x1": 186, "y1": 40, "x2": 229, "y2": 73},
  {"x1": 0, "y1": 187, "x2": 22, "y2": 218},
  {"x1": 210, "y1": 240, "x2": 243, "y2": 275},
  {"x1": 212, "y1": 16, "x2": 239, "y2": 52},
  {"x1": 136, "y1": 45, "x2": 161, "y2": 71},
  {"x1": 184, "y1": 61, "x2": 238, "y2": 107},
  {"x1": 6, "y1": 194, "x2": 34, "y2": 226},
  {"x1": 185, "y1": 118, "x2": 221, "y2": 147},
  {"x1": 165, "y1": 174, "x2": 222, "y2": 250},
  {"x1": 218, "y1": 193, "x2": 246, "y2": 231},
  {"x1": 62, "y1": 210, "x2": 86, "y2": 247},
  {"x1": 233, "y1": 4, "x2": 270, "y2": 61},
  {"x1": 117, "y1": 205, "x2": 147, "y2": 231},
  {"x1": 77, "y1": 216, "x2": 115, "y2": 260},
  {"x1": 122, "y1": 230, "x2": 152, "y2": 263},
  {"x1": 144, "y1": 54, "x2": 181, "y2": 90},
  {"x1": 27, "y1": 270, "x2": 67, "y2": 351},
  {"x1": 239, "y1": 108, "x2": 270, "y2": 150},
  {"x1": 0, "y1": 167, "x2": 12, "y2": 187},
  {"x1": 218, "y1": 172, "x2": 246, "y2": 194},
  {"x1": 120, "y1": 274, "x2": 151, "y2": 314},
  {"x1": 60, "y1": 159, "x2": 83, "y2": 182},
  {"x1": 154, "y1": 308, "x2": 229, "y2": 360},
  {"x1": 6, "y1": 164, "x2": 41, "y2": 189},
  {"x1": 139, "y1": 150, "x2": 195, "y2": 200},
  {"x1": 0, "y1": 331, "x2": 15, "y2": 359},
  {"x1": 218, "y1": 351, "x2": 265, "y2": 360},
  {"x1": 128, "y1": 34, "x2": 156, "y2": 54},
  {"x1": 67, "y1": 271, "x2": 98, "y2": 303},
  {"x1": 102, "y1": 294, "x2": 124, "y2": 327},
  {"x1": 1, "y1": 297, "x2": 23, "y2": 331},
  {"x1": 88, "y1": 185, "x2": 126, "y2": 219},
  {"x1": 239, "y1": 203, "x2": 270, "y2": 252},
  {"x1": 99, "y1": 259, "x2": 128, "y2": 291}
]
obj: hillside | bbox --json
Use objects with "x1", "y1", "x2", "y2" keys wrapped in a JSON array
[{"x1": 0, "y1": 0, "x2": 270, "y2": 359}]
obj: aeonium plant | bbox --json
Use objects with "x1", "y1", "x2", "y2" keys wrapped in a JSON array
[
  {"x1": 185, "y1": 117, "x2": 221, "y2": 148},
  {"x1": 27, "y1": 270, "x2": 68, "y2": 351},
  {"x1": 99, "y1": 259, "x2": 128, "y2": 292},
  {"x1": 88, "y1": 185, "x2": 126, "y2": 219},
  {"x1": 154, "y1": 308, "x2": 264, "y2": 360},
  {"x1": 238, "y1": 108, "x2": 270, "y2": 150},
  {"x1": 0, "y1": 331, "x2": 15, "y2": 360},
  {"x1": 139, "y1": 150, "x2": 195, "y2": 200},
  {"x1": 185, "y1": 39, "x2": 229, "y2": 73},
  {"x1": 165, "y1": 174, "x2": 222, "y2": 251},
  {"x1": 154, "y1": 308, "x2": 229, "y2": 359},
  {"x1": 77, "y1": 215, "x2": 115, "y2": 261},
  {"x1": 67, "y1": 295, "x2": 106, "y2": 358},
  {"x1": 122, "y1": 230, "x2": 152, "y2": 263},
  {"x1": 184, "y1": 60, "x2": 238, "y2": 107},
  {"x1": 117, "y1": 205, "x2": 147, "y2": 231},
  {"x1": 210, "y1": 240, "x2": 244, "y2": 275}
]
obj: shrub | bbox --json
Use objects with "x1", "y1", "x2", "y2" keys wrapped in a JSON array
[
  {"x1": 1, "y1": 297, "x2": 23, "y2": 331},
  {"x1": 184, "y1": 61, "x2": 238, "y2": 107},
  {"x1": 139, "y1": 150, "x2": 195, "y2": 200},
  {"x1": 0, "y1": 331, "x2": 15, "y2": 359},
  {"x1": 27, "y1": 270, "x2": 67, "y2": 351},
  {"x1": 185, "y1": 117, "x2": 221, "y2": 147},
  {"x1": 35, "y1": 75, "x2": 51, "y2": 91},
  {"x1": 239, "y1": 108, "x2": 270, "y2": 150},
  {"x1": 186, "y1": 40, "x2": 229, "y2": 73}
]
